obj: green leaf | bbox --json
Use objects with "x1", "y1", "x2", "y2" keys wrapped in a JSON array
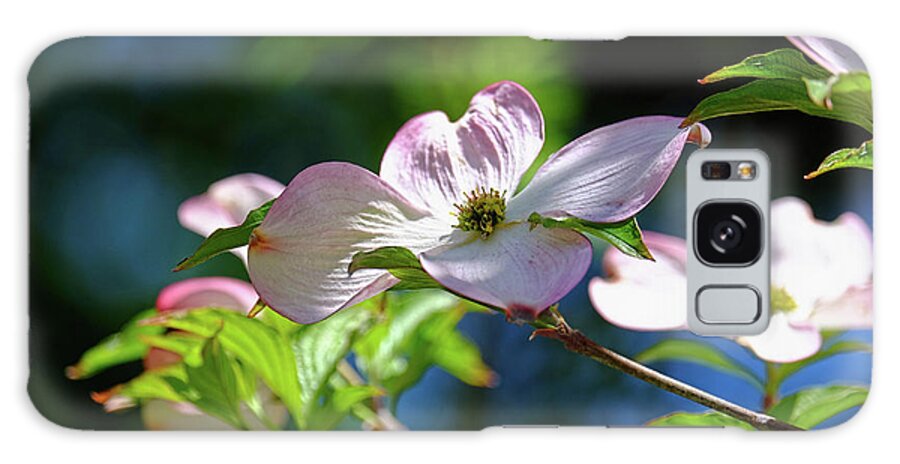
[
  {"x1": 700, "y1": 49, "x2": 831, "y2": 84},
  {"x1": 769, "y1": 340, "x2": 871, "y2": 387},
  {"x1": 349, "y1": 246, "x2": 443, "y2": 290},
  {"x1": 291, "y1": 303, "x2": 373, "y2": 416},
  {"x1": 139, "y1": 332, "x2": 206, "y2": 367},
  {"x1": 804, "y1": 140, "x2": 873, "y2": 180},
  {"x1": 636, "y1": 339, "x2": 764, "y2": 391},
  {"x1": 354, "y1": 291, "x2": 461, "y2": 381},
  {"x1": 421, "y1": 316, "x2": 497, "y2": 388},
  {"x1": 151, "y1": 309, "x2": 305, "y2": 426},
  {"x1": 803, "y1": 72, "x2": 872, "y2": 109},
  {"x1": 173, "y1": 199, "x2": 274, "y2": 271},
  {"x1": 382, "y1": 303, "x2": 497, "y2": 393},
  {"x1": 332, "y1": 385, "x2": 384, "y2": 413},
  {"x1": 527, "y1": 213, "x2": 653, "y2": 261},
  {"x1": 683, "y1": 78, "x2": 873, "y2": 133},
  {"x1": 768, "y1": 386, "x2": 868, "y2": 429},
  {"x1": 354, "y1": 290, "x2": 495, "y2": 395},
  {"x1": 92, "y1": 365, "x2": 188, "y2": 411},
  {"x1": 165, "y1": 338, "x2": 247, "y2": 429},
  {"x1": 67, "y1": 309, "x2": 164, "y2": 380},
  {"x1": 647, "y1": 411, "x2": 755, "y2": 430},
  {"x1": 348, "y1": 246, "x2": 421, "y2": 274}
]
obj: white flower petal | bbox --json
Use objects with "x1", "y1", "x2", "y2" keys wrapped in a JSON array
[
  {"x1": 738, "y1": 313, "x2": 822, "y2": 363},
  {"x1": 508, "y1": 116, "x2": 710, "y2": 222},
  {"x1": 808, "y1": 284, "x2": 873, "y2": 329},
  {"x1": 419, "y1": 223, "x2": 592, "y2": 319},
  {"x1": 589, "y1": 232, "x2": 688, "y2": 331},
  {"x1": 380, "y1": 81, "x2": 544, "y2": 217},
  {"x1": 247, "y1": 162, "x2": 451, "y2": 323},
  {"x1": 771, "y1": 197, "x2": 872, "y2": 318}
]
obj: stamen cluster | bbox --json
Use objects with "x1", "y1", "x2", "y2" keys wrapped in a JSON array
[{"x1": 453, "y1": 187, "x2": 507, "y2": 239}]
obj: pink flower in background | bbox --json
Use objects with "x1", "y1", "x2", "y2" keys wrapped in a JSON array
[
  {"x1": 247, "y1": 81, "x2": 711, "y2": 324},
  {"x1": 788, "y1": 36, "x2": 867, "y2": 75},
  {"x1": 141, "y1": 277, "x2": 286, "y2": 430},
  {"x1": 178, "y1": 173, "x2": 285, "y2": 264},
  {"x1": 589, "y1": 197, "x2": 872, "y2": 363}
]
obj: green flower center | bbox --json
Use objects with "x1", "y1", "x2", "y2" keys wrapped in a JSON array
[
  {"x1": 453, "y1": 187, "x2": 507, "y2": 239},
  {"x1": 771, "y1": 286, "x2": 798, "y2": 313}
]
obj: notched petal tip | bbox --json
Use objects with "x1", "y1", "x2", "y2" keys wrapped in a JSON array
[
  {"x1": 503, "y1": 304, "x2": 544, "y2": 324},
  {"x1": 248, "y1": 229, "x2": 275, "y2": 252},
  {"x1": 686, "y1": 123, "x2": 712, "y2": 148}
]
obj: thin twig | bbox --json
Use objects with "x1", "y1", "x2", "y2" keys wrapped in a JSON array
[{"x1": 531, "y1": 309, "x2": 801, "y2": 431}]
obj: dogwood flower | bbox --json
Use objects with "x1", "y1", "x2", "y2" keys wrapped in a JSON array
[
  {"x1": 589, "y1": 197, "x2": 872, "y2": 363},
  {"x1": 788, "y1": 36, "x2": 867, "y2": 75},
  {"x1": 142, "y1": 277, "x2": 288, "y2": 430},
  {"x1": 178, "y1": 173, "x2": 285, "y2": 263},
  {"x1": 247, "y1": 81, "x2": 711, "y2": 323}
]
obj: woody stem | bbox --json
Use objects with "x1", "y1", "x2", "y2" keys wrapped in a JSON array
[{"x1": 529, "y1": 308, "x2": 801, "y2": 431}]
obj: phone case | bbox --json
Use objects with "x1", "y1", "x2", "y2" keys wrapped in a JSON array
[{"x1": 28, "y1": 36, "x2": 872, "y2": 431}]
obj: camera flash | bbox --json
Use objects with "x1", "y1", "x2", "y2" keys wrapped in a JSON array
[{"x1": 737, "y1": 162, "x2": 756, "y2": 180}]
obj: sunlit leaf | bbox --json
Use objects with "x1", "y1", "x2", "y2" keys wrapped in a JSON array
[
  {"x1": 332, "y1": 385, "x2": 384, "y2": 412},
  {"x1": 683, "y1": 79, "x2": 872, "y2": 133},
  {"x1": 164, "y1": 338, "x2": 247, "y2": 429},
  {"x1": 804, "y1": 140, "x2": 873, "y2": 180},
  {"x1": 768, "y1": 385, "x2": 868, "y2": 429},
  {"x1": 349, "y1": 246, "x2": 442, "y2": 290},
  {"x1": 803, "y1": 72, "x2": 871, "y2": 109},
  {"x1": 354, "y1": 290, "x2": 494, "y2": 395},
  {"x1": 140, "y1": 332, "x2": 206, "y2": 367},
  {"x1": 383, "y1": 304, "x2": 497, "y2": 394},
  {"x1": 291, "y1": 303, "x2": 374, "y2": 416},
  {"x1": 699, "y1": 49, "x2": 830, "y2": 84},
  {"x1": 66, "y1": 309, "x2": 164, "y2": 380},
  {"x1": 173, "y1": 199, "x2": 274, "y2": 271},
  {"x1": 91, "y1": 365, "x2": 187, "y2": 412},
  {"x1": 636, "y1": 339, "x2": 764, "y2": 391},
  {"x1": 150, "y1": 308, "x2": 305, "y2": 425},
  {"x1": 647, "y1": 411, "x2": 755, "y2": 430},
  {"x1": 527, "y1": 213, "x2": 653, "y2": 261},
  {"x1": 354, "y1": 291, "x2": 462, "y2": 381}
]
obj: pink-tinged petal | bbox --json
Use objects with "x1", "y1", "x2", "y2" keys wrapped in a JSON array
[
  {"x1": 178, "y1": 173, "x2": 286, "y2": 263},
  {"x1": 771, "y1": 197, "x2": 872, "y2": 319},
  {"x1": 380, "y1": 81, "x2": 544, "y2": 217},
  {"x1": 177, "y1": 195, "x2": 237, "y2": 240},
  {"x1": 507, "y1": 117, "x2": 710, "y2": 222},
  {"x1": 589, "y1": 232, "x2": 689, "y2": 331},
  {"x1": 809, "y1": 284, "x2": 873, "y2": 329},
  {"x1": 419, "y1": 223, "x2": 592, "y2": 319},
  {"x1": 738, "y1": 313, "x2": 822, "y2": 363},
  {"x1": 155, "y1": 277, "x2": 259, "y2": 313},
  {"x1": 788, "y1": 36, "x2": 867, "y2": 74},
  {"x1": 178, "y1": 173, "x2": 285, "y2": 235},
  {"x1": 248, "y1": 162, "x2": 452, "y2": 324}
]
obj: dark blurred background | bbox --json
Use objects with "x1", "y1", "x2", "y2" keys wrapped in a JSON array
[{"x1": 28, "y1": 37, "x2": 872, "y2": 430}]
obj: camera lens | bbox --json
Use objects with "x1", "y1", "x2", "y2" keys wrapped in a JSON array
[
  {"x1": 710, "y1": 218, "x2": 743, "y2": 251},
  {"x1": 695, "y1": 202, "x2": 762, "y2": 265}
]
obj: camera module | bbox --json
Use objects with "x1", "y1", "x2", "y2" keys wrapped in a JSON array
[{"x1": 695, "y1": 201, "x2": 762, "y2": 265}]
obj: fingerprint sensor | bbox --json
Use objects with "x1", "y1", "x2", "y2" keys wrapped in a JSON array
[{"x1": 696, "y1": 285, "x2": 761, "y2": 324}]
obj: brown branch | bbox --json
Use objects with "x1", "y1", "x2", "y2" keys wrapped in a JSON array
[{"x1": 531, "y1": 310, "x2": 802, "y2": 431}]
